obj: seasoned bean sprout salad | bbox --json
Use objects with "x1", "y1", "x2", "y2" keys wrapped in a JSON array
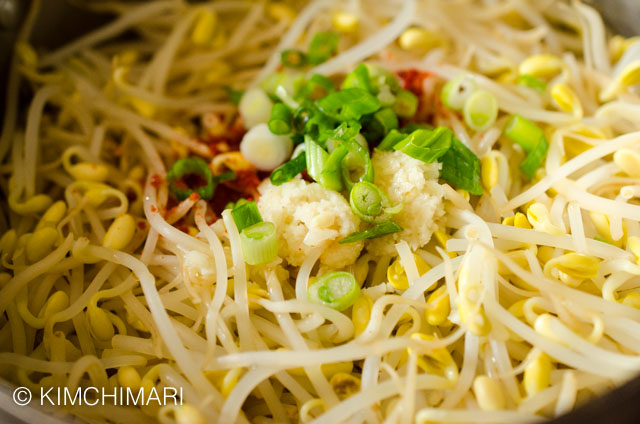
[{"x1": 2, "y1": 0, "x2": 640, "y2": 423}]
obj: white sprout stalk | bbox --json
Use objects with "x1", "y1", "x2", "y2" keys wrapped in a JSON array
[{"x1": 310, "y1": 0, "x2": 415, "y2": 76}]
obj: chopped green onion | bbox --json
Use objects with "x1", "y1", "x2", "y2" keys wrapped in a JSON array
[
  {"x1": 393, "y1": 127, "x2": 452, "y2": 163},
  {"x1": 261, "y1": 72, "x2": 305, "y2": 97},
  {"x1": 377, "y1": 129, "x2": 406, "y2": 151},
  {"x1": 281, "y1": 49, "x2": 307, "y2": 68},
  {"x1": 300, "y1": 74, "x2": 335, "y2": 100},
  {"x1": 240, "y1": 221, "x2": 279, "y2": 265},
  {"x1": 224, "y1": 198, "x2": 249, "y2": 211},
  {"x1": 307, "y1": 271, "x2": 359, "y2": 311},
  {"x1": 360, "y1": 114, "x2": 385, "y2": 143},
  {"x1": 503, "y1": 115, "x2": 545, "y2": 153},
  {"x1": 269, "y1": 103, "x2": 293, "y2": 135},
  {"x1": 342, "y1": 141, "x2": 374, "y2": 190},
  {"x1": 213, "y1": 170, "x2": 236, "y2": 184},
  {"x1": 439, "y1": 136, "x2": 483, "y2": 195},
  {"x1": 441, "y1": 74, "x2": 477, "y2": 111},
  {"x1": 275, "y1": 85, "x2": 299, "y2": 109},
  {"x1": 319, "y1": 120, "x2": 362, "y2": 144},
  {"x1": 365, "y1": 64, "x2": 401, "y2": 93},
  {"x1": 463, "y1": 89, "x2": 498, "y2": 132},
  {"x1": 231, "y1": 201, "x2": 263, "y2": 232},
  {"x1": 349, "y1": 181, "x2": 400, "y2": 223},
  {"x1": 373, "y1": 107, "x2": 399, "y2": 134},
  {"x1": 294, "y1": 101, "x2": 335, "y2": 137},
  {"x1": 270, "y1": 153, "x2": 306, "y2": 185},
  {"x1": 503, "y1": 115, "x2": 549, "y2": 180},
  {"x1": 167, "y1": 157, "x2": 215, "y2": 201},
  {"x1": 339, "y1": 221, "x2": 403, "y2": 244},
  {"x1": 307, "y1": 31, "x2": 340, "y2": 65},
  {"x1": 342, "y1": 63, "x2": 374, "y2": 93},
  {"x1": 393, "y1": 89, "x2": 419, "y2": 118},
  {"x1": 518, "y1": 136, "x2": 548, "y2": 180},
  {"x1": 317, "y1": 88, "x2": 381, "y2": 121},
  {"x1": 305, "y1": 137, "x2": 329, "y2": 182},
  {"x1": 517, "y1": 74, "x2": 547, "y2": 93},
  {"x1": 319, "y1": 142, "x2": 350, "y2": 191},
  {"x1": 400, "y1": 122, "x2": 433, "y2": 133}
]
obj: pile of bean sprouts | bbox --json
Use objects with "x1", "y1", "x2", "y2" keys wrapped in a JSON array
[{"x1": 2, "y1": 0, "x2": 640, "y2": 423}]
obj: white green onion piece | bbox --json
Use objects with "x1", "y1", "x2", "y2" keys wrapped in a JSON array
[
  {"x1": 239, "y1": 87, "x2": 273, "y2": 129},
  {"x1": 441, "y1": 74, "x2": 477, "y2": 111},
  {"x1": 240, "y1": 123, "x2": 293, "y2": 171},
  {"x1": 463, "y1": 89, "x2": 498, "y2": 132},
  {"x1": 240, "y1": 221, "x2": 278, "y2": 265}
]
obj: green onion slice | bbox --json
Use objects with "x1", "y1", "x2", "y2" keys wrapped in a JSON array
[
  {"x1": 305, "y1": 137, "x2": 329, "y2": 182},
  {"x1": 167, "y1": 157, "x2": 215, "y2": 201},
  {"x1": 307, "y1": 271, "x2": 360, "y2": 311},
  {"x1": 301, "y1": 74, "x2": 335, "y2": 100},
  {"x1": 339, "y1": 221, "x2": 404, "y2": 244},
  {"x1": 349, "y1": 181, "x2": 401, "y2": 223},
  {"x1": 341, "y1": 140, "x2": 374, "y2": 190},
  {"x1": 261, "y1": 72, "x2": 305, "y2": 97},
  {"x1": 319, "y1": 142, "x2": 350, "y2": 191},
  {"x1": 504, "y1": 115, "x2": 549, "y2": 180},
  {"x1": 504, "y1": 115, "x2": 545, "y2": 153},
  {"x1": 231, "y1": 201, "x2": 263, "y2": 232},
  {"x1": 294, "y1": 101, "x2": 335, "y2": 138},
  {"x1": 393, "y1": 89, "x2": 419, "y2": 118},
  {"x1": 318, "y1": 120, "x2": 362, "y2": 144},
  {"x1": 441, "y1": 74, "x2": 477, "y2": 111},
  {"x1": 213, "y1": 170, "x2": 236, "y2": 184},
  {"x1": 463, "y1": 89, "x2": 498, "y2": 132},
  {"x1": 224, "y1": 198, "x2": 249, "y2": 211},
  {"x1": 270, "y1": 153, "x2": 306, "y2": 185},
  {"x1": 373, "y1": 107, "x2": 399, "y2": 134},
  {"x1": 307, "y1": 31, "x2": 340, "y2": 65},
  {"x1": 281, "y1": 49, "x2": 307, "y2": 68},
  {"x1": 518, "y1": 136, "x2": 549, "y2": 180},
  {"x1": 240, "y1": 221, "x2": 279, "y2": 265},
  {"x1": 316, "y1": 88, "x2": 381, "y2": 121},
  {"x1": 377, "y1": 129, "x2": 406, "y2": 151},
  {"x1": 393, "y1": 127, "x2": 452, "y2": 163},
  {"x1": 365, "y1": 64, "x2": 401, "y2": 93},
  {"x1": 400, "y1": 122, "x2": 434, "y2": 134},
  {"x1": 342, "y1": 63, "x2": 374, "y2": 93},
  {"x1": 269, "y1": 103, "x2": 293, "y2": 135},
  {"x1": 439, "y1": 136, "x2": 483, "y2": 195}
]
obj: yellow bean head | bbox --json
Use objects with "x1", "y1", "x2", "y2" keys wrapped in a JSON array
[
  {"x1": 103, "y1": 214, "x2": 136, "y2": 251},
  {"x1": 329, "y1": 373, "x2": 361, "y2": 399},
  {"x1": 26, "y1": 227, "x2": 58, "y2": 263},
  {"x1": 473, "y1": 375, "x2": 506, "y2": 411}
]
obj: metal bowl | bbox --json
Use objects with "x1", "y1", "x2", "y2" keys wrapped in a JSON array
[{"x1": 1, "y1": 1, "x2": 639, "y2": 423}]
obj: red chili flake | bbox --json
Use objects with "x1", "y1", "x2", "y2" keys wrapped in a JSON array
[
  {"x1": 188, "y1": 192, "x2": 201, "y2": 202},
  {"x1": 150, "y1": 205, "x2": 157, "y2": 212},
  {"x1": 397, "y1": 69, "x2": 434, "y2": 96},
  {"x1": 150, "y1": 174, "x2": 163, "y2": 188},
  {"x1": 232, "y1": 170, "x2": 261, "y2": 193},
  {"x1": 137, "y1": 221, "x2": 147, "y2": 230},
  {"x1": 203, "y1": 116, "x2": 246, "y2": 153}
]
